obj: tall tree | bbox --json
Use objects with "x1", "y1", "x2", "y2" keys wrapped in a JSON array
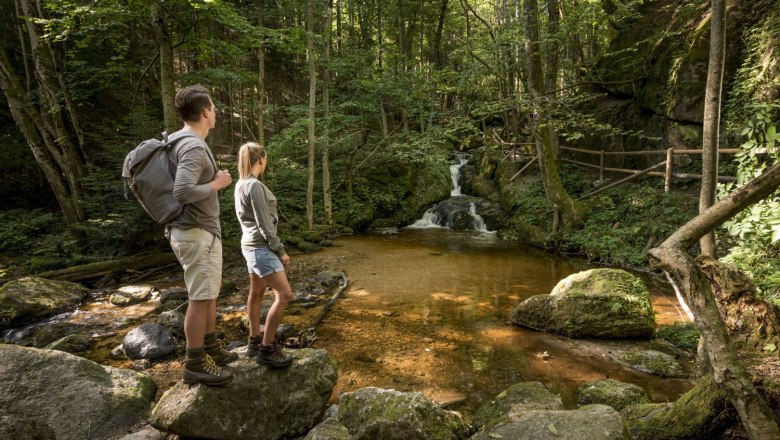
[
  {"x1": 524, "y1": 0, "x2": 584, "y2": 230},
  {"x1": 306, "y1": 0, "x2": 317, "y2": 229},
  {"x1": 257, "y1": 0, "x2": 266, "y2": 146},
  {"x1": 0, "y1": 0, "x2": 87, "y2": 224},
  {"x1": 699, "y1": 0, "x2": 727, "y2": 257},
  {"x1": 151, "y1": 1, "x2": 178, "y2": 133},
  {"x1": 322, "y1": 0, "x2": 333, "y2": 224}
]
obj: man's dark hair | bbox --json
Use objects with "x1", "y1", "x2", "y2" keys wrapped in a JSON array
[{"x1": 175, "y1": 84, "x2": 212, "y2": 123}]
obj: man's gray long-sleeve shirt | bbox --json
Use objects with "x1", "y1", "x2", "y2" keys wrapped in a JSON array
[
  {"x1": 167, "y1": 129, "x2": 221, "y2": 239},
  {"x1": 234, "y1": 176, "x2": 286, "y2": 256}
]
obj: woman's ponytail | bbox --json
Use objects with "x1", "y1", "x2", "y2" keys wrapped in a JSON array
[{"x1": 238, "y1": 142, "x2": 266, "y2": 180}]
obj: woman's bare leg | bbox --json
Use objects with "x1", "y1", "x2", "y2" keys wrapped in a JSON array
[
  {"x1": 261, "y1": 271, "x2": 292, "y2": 345},
  {"x1": 247, "y1": 273, "x2": 267, "y2": 338}
]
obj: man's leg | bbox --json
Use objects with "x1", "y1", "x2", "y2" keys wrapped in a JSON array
[{"x1": 203, "y1": 299, "x2": 238, "y2": 365}]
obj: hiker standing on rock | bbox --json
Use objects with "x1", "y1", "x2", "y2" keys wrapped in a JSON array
[
  {"x1": 235, "y1": 142, "x2": 293, "y2": 369},
  {"x1": 168, "y1": 85, "x2": 237, "y2": 386}
]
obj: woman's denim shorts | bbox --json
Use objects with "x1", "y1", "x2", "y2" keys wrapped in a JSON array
[{"x1": 242, "y1": 247, "x2": 284, "y2": 277}]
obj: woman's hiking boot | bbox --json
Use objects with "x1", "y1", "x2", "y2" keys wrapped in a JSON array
[
  {"x1": 256, "y1": 343, "x2": 292, "y2": 369},
  {"x1": 204, "y1": 332, "x2": 238, "y2": 366},
  {"x1": 246, "y1": 333, "x2": 264, "y2": 358},
  {"x1": 183, "y1": 347, "x2": 233, "y2": 386}
]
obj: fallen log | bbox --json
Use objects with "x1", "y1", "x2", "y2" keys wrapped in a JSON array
[
  {"x1": 35, "y1": 253, "x2": 178, "y2": 283},
  {"x1": 311, "y1": 272, "x2": 350, "y2": 328}
]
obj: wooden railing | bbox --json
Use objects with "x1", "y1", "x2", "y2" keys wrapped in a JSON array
[{"x1": 560, "y1": 146, "x2": 738, "y2": 194}]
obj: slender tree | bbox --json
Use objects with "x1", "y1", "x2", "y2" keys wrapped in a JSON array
[
  {"x1": 699, "y1": 0, "x2": 727, "y2": 257},
  {"x1": 323, "y1": 0, "x2": 333, "y2": 224},
  {"x1": 306, "y1": 0, "x2": 317, "y2": 229},
  {"x1": 524, "y1": 0, "x2": 584, "y2": 230},
  {"x1": 151, "y1": 1, "x2": 178, "y2": 133},
  {"x1": 257, "y1": 0, "x2": 266, "y2": 146}
]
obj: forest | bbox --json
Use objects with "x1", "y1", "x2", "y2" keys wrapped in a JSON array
[{"x1": 1, "y1": 0, "x2": 780, "y2": 439}]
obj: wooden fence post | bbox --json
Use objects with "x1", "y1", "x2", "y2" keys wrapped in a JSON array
[
  {"x1": 665, "y1": 148, "x2": 674, "y2": 193},
  {"x1": 599, "y1": 151, "x2": 605, "y2": 181}
]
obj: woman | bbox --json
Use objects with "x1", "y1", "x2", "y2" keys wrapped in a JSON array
[{"x1": 235, "y1": 142, "x2": 293, "y2": 369}]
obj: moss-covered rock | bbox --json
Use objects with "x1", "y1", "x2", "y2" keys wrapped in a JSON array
[
  {"x1": 0, "y1": 345, "x2": 157, "y2": 440},
  {"x1": 301, "y1": 230, "x2": 324, "y2": 243},
  {"x1": 656, "y1": 322, "x2": 700, "y2": 352},
  {"x1": 620, "y1": 375, "x2": 738, "y2": 439},
  {"x1": 471, "y1": 176, "x2": 497, "y2": 198},
  {"x1": 0, "y1": 277, "x2": 88, "y2": 330},
  {"x1": 337, "y1": 387, "x2": 470, "y2": 440},
  {"x1": 45, "y1": 334, "x2": 91, "y2": 354},
  {"x1": 473, "y1": 381, "x2": 563, "y2": 429},
  {"x1": 151, "y1": 349, "x2": 338, "y2": 440},
  {"x1": 510, "y1": 269, "x2": 656, "y2": 339},
  {"x1": 577, "y1": 379, "x2": 650, "y2": 411},
  {"x1": 471, "y1": 404, "x2": 628, "y2": 440},
  {"x1": 297, "y1": 241, "x2": 322, "y2": 253},
  {"x1": 622, "y1": 350, "x2": 686, "y2": 378}
]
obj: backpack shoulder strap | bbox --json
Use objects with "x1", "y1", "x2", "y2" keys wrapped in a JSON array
[{"x1": 164, "y1": 131, "x2": 219, "y2": 171}]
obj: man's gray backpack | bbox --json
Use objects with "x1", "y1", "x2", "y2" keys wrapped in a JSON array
[{"x1": 122, "y1": 132, "x2": 197, "y2": 224}]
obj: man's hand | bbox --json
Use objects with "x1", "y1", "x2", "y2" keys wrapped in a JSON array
[
  {"x1": 281, "y1": 254, "x2": 290, "y2": 266},
  {"x1": 210, "y1": 169, "x2": 232, "y2": 192}
]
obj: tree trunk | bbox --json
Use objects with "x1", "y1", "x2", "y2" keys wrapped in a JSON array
[
  {"x1": 377, "y1": 0, "x2": 383, "y2": 70},
  {"x1": 152, "y1": 1, "x2": 178, "y2": 133},
  {"x1": 257, "y1": 0, "x2": 266, "y2": 146},
  {"x1": 699, "y1": 0, "x2": 727, "y2": 257},
  {"x1": 322, "y1": 0, "x2": 333, "y2": 224},
  {"x1": 434, "y1": 0, "x2": 449, "y2": 68},
  {"x1": 697, "y1": 256, "x2": 780, "y2": 350},
  {"x1": 545, "y1": 0, "x2": 561, "y2": 95},
  {"x1": 306, "y1": 0, "x2": 317, "y2": 229},
  {"x1": 523, "y1": 0, "x2": 584, "y2": 230},
  {"x1": 649, "y1": 162, "x2": 780, "y2": 440},
  {"x1": 2, "y1": 2, "x2": 86, "y2": 224}
]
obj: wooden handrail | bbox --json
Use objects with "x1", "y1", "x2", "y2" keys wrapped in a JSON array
[{"x1": 560, "y1": 146, "x2": 745, "y2": 156}]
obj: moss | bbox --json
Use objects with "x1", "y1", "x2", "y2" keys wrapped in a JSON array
[
  {"x1": 578, "y1": 379, "x2": 650, "y2": 411},
  {"x1": 657, "y1": 323, "x2": 700, "y2": 352},
  {"x1": 621, "y1": 375, "x2": 737, "y2": 439},
  {"x1": 622, "y1": 350, "x2": 685, "y2": 377}
]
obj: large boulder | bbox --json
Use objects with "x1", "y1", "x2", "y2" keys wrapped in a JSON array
[
  {"x1": 122, "y1": 323, "x2": 176, "y2": 360},
  {"x1": 473, "y1": 381, "x2": 563, "y2": 429},
  {"x1": 0, "y1": 277, "x2": 88, "y2": 330},
  {"x1": 470, "y1": 404, "x2": 628, "y2": 440},
  {"x1": 337, "y1": 387, "x2": 470, "y2": 440},
  {"x1": 577, "y1": 379, "x2": 650, "y2": 411},
  {"x1": 150, "y1": 348, "x2": 338, "y2": 440},
  {"x1": 0, "y1": 414, "x2": 56, "y2": 440},
  {"x1": 0, "y1": 345, "x2": 157, "y2": 440},
  {"x1": 510, "y1": 268, "x2": 656, "y2": 339}
]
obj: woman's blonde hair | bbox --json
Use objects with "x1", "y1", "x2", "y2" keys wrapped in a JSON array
[{"x1": 237, "y1": 142, "x2": 266, "y2": 180}]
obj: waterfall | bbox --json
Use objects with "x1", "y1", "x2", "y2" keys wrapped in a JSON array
[
  {"x1": 450, "y1": 156, "x2": 468, "y2": 197},
  {"x1": 469, "y1": 203, "x2": 487, "y2": 232},
  {"x1": 407, "y1": 154, "x2": 493, "y2": 232}
]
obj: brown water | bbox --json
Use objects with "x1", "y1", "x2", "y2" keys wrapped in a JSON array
[{"x1": 305, "y1": 229, "x2": 693, "y2": 413}]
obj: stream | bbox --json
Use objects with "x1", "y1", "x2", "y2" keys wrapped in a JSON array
[{"x1": 301, "y1": 229, "x2": 693, "y2": 414}]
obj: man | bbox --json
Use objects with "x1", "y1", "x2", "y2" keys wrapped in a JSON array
[{"x1": 167, "y1": 84, "x2": 237, "y2": 386}]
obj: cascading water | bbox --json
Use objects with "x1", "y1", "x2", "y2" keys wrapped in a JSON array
[
  {"x1": 408, "y1": 154, "x2": 492, "y2": 232},
  {"x1": 450, "y1": 157, "x2": 469, "y2": 197}
]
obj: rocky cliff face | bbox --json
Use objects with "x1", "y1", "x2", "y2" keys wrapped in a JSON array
[{"x1": 587, "y1": 0, "x2": 779, "y2": 153}]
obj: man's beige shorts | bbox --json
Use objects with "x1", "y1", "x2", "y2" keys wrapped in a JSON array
[{"x1": 169, "y1": 227, "x2": 222, "y2": 301}]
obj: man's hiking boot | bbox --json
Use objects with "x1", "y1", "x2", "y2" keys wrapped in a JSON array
[
  {"x1": 246, "y1": 333, "x2": 264, "y2": 358},
  {"x1": 256, "y1": 343, "x2": 292, "y2": 369},
  {"x1": 183, "y1": 347, "x2": 233, "y2": 386},
  {"x1": 204, "y1": 332, "x2": 238, "y2": 366}
]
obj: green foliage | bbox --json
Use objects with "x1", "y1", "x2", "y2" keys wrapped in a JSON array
[
  {"x1": 560, "y1": 182, "x2": 696, "y2": 267},
  {"x1": 656, "y1": 323, "x2": 700, "y2": 352},
  {"x1": 720, "y1": 103, "x2": 780, "y2": 300},
  {"x1": 0, "y1": 209, "x2": 64, "y2": 255}
]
